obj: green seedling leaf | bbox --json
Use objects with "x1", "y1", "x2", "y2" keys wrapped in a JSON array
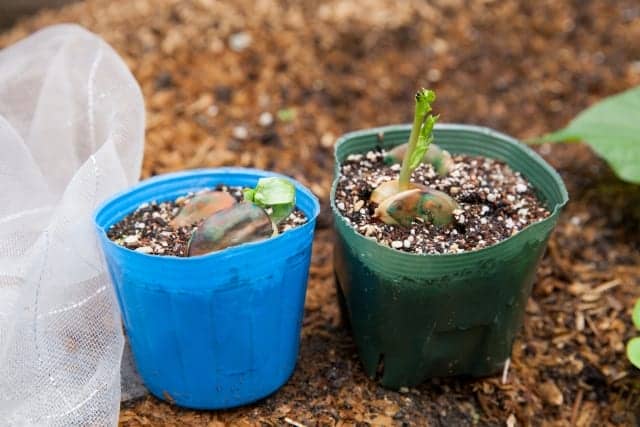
[
  {"x1": 532, "y1": 86, "x2": 640, "y2": 183},
  {"x1": 252, "y1": 177, "x2": 295, "y2": 206},
  {"x1": 243, "y1": 188, "x2": 256, "y2": 203},
  {"x1": 269, "y1": 204, "x2": 294, "y2": 224},
  {"x1": 398, "y1": 89, "x2": 438, "y2": 190},
  {"x1": 415, "y1": 88, "x2": 436, "y2": 117},
  {"x1": 627, "y1": 337, "x2": 640, "y2": 369},
  {"x1": 633, "y1": 299, "x2": 640, "y2": 330},
  {"x1": 243, "y1": 177, "x2": 296, "y2": 224},
  {"x1": 409, "y1": 114, "x2": 439, "y2": 171}
]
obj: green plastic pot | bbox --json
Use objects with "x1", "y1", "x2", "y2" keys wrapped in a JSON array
[{"x1": 331, "y1": 124, "x2": 568, "y2": 388}]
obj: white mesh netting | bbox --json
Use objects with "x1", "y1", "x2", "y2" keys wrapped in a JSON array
[{"x1": 0, "y1": 25, "x2": 144, "y2": 426}]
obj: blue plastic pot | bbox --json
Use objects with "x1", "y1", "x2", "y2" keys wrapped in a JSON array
[{"x1": 94, "y1": 168, "x2": 319, "y2": 409}]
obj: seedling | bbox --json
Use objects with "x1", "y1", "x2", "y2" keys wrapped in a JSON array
[
  {"x1": 243, "y1": 177, "x2": 296, "y2": 225},
  {"x1": 179, "y1": 177, "x2": 296, "y2": 256},
  {"x1": 370, "y1": 89, "x2": 459, "y2": 226}
]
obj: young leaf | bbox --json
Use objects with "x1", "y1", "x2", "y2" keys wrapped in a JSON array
[
  {"x1": 269, "y1": 204, "x2": 294, "y2": 224},
  {"x1": 627, "y1": 337, "x2": 640, "y2": 369},
  {"x1": 408, "y1": 114, "x2": 439, "y2": 171},
  {"x1": 243, "y1": 188, "x2": 256, "y2": 202},
  {"x1": 633, "y1": 299, "x2": 640, "y2": 330},
  {"x1": 415, "y1": 89, "x2": 436, "y2": 117},
  {"x1": 398, "y1": 89, "x2": 437, "y2": 190},
  {"x1": 243, "y1": 177, "x2": 295, "y2": 223},
  {"x1": 531, "y1": 86, "x2": 640, "y2": 183}
]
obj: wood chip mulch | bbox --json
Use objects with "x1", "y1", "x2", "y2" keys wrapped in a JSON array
[{"x1": 3, "y1": 0, "x2": 640, "y2": 425}]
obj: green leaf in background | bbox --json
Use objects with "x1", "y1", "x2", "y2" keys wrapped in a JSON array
[
  {"x1": 633, "y1": 299, "x2": 640, "y2": 330},
  {"x1": 243, "y1": 177, "x2": 295, "y2": 223},
  {"x1": 532, "y1": 86, "x2": 640, "y2": 184},
  {"x1": 627, "y1": 337, "x2": 640, "y2": 369}
]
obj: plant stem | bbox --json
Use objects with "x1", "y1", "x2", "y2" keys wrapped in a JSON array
[{"x1": 399, "y1": 107, "x2": 426, "y2": 190}]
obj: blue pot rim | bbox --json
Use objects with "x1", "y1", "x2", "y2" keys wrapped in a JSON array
[{"x1": 94, "y1": 167, "x2": 320, "y2": 263}]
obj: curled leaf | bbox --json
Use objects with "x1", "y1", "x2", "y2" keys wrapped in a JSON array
[
  {"x1": 187, "y1": 202, "x2": 273, "y2": 256},
  {"x1": 244, "y1": 177, "x2": 295, "y2": 223},
  {"x1": 374, "y1": 188, "x2": 459, "y2": 227},
  {"x1": 384, "y1": 143, "x2": 453, "y2": 176},
  {"x1": 170, "y1": 191, "x2": 236, "y2": 228},
  {"x1": 409, "y1": 114, "x2": 438, "y2": 171},
  {"x1": 415, "y1": 88, "x2": 436, "y2": 117}
]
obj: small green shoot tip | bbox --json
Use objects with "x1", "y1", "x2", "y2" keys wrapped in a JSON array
[{"x1": 243, "y1": 177, "x2": 295, "y2": 224}]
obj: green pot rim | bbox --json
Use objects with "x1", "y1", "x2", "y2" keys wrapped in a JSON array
[{"x1": 330, "y1": 123, "x2": 569, "y2": 277}]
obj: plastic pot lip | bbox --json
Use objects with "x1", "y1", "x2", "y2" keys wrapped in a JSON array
[
  {"x1": 330, "y1": 123, "x2": 569, "y2": 260},
  {"x1": 94, "y1": 167, "x2": 320, "y2": 263}
]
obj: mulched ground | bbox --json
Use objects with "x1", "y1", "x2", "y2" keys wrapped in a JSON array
[
  {"x1": 2, "y1": 0, "x2": 640, "y2": 425},
  {"x1": 335, "y1": 151, "x2": 550, "y2": 254}
]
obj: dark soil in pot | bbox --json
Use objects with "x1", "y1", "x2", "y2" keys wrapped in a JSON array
[
  {"x1": 335, "y1": 150, "x2": 550, "y2": 254},
  {"x1": 107, "y1": 185, "x2": 307, "y2": 257}
]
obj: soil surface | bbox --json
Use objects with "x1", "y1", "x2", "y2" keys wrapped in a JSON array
[
  {"x1": 107, "y1": 185, "x2": 307, "y2": 257},
  {"x1": 335, "y1": 151, "x2": 550, "y2": 254},
  {"x1": 3, "y1": 0, "x2": 640, "y2": 425}
]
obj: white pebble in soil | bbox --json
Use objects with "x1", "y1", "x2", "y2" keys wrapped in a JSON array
[
  {"x1": 258, "y1": 112, "x2": 273, "y2": 127},
  {"x1": 123, "y1": 235, "x2": 139, "y2": 245},
  {"x1": 232, "y1": 126, "x2": 249, "y2": 140},
  {"x1": 228, "y1": 32, "x2": 252, "y2": 52}
]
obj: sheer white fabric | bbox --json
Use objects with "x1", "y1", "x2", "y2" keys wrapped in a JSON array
[{"x1": 0, "y1": 24, "x2": 144, "y2": 426}]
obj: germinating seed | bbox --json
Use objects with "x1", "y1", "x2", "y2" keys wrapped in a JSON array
[
  {"x1": 108, "y1": 185, "x2": 307, "y2": 257},
  {"x1": 336, "y1": 150, "x2": 550, "y2": 254}
]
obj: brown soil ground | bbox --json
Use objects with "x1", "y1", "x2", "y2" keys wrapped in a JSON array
[{"x1": 2, "y1": 0, "x2": 640, "y2": 425}]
